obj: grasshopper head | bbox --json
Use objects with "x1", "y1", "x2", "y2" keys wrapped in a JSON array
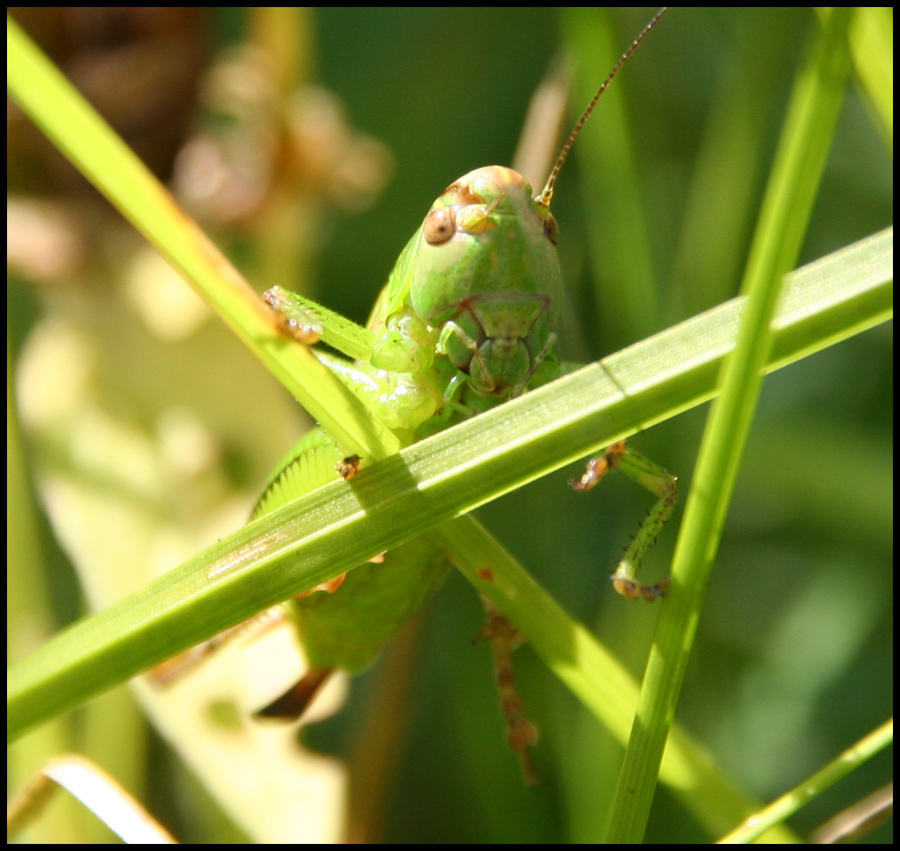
[{"x1": 410, "y1": 166, "x2": 562, "y2": 397}]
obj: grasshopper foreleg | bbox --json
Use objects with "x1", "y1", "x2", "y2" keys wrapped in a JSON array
[{"x1": 571, "y1": 441, "x2": 677, "y2": 602}]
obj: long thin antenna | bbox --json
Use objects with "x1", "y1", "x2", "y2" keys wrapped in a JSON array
[{"x1": 537, "y1": 7, "x2": 670, "y2": 208}]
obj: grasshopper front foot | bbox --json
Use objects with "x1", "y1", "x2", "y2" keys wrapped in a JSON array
[
  {"x1": 263, "y1": 287, "x2": 323, "y2": 345},
  {"x1": 571, "y1": 441, "x2": 677, "y2": 602},
  {"x1": 336, "y1": 454, "x2": 362, "y2": 480}
]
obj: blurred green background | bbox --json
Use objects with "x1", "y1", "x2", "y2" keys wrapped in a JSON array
[{"x1": 8, "y1": 7, "x2": 892, "y2": 843}]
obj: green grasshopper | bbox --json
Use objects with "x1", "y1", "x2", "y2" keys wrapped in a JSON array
[{"x1": 174, "y1": 7, "x2": 677, "y2": 781}]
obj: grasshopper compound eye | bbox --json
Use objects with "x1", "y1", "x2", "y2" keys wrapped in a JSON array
[{"x1": 423, "y1": 206, "x2": 456, "y2": 245}]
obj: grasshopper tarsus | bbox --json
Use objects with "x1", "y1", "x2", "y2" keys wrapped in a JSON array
[
  {"x1": 611, "y1": 573, "x2": 670, "y2": 602},
  {"x1": 263, "y1": 287, "x2": 323, "y2": 345},
  {"x1": 336, "y1": 454, "x2": 362, "y2": 480},
  {"x1": 569, "y1": 441, "x2": 627, "y2": 492}
]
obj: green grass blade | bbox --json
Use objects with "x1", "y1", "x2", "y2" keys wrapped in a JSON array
[
  {"x1": 606, "y1": 8, "x2": 856, "y2": 841},
  {"x1": 846, "y1": 6, "x2": 893, "y2": 147},
  {"x1": 718, "y1": 717, "x2": 893, "y2": 842},
  {"x1": 5, "y1": 13, "x2": 397, "y2": 462}
]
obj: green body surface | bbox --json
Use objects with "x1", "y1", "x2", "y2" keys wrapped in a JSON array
[{"x1": 251, "y1": 428, "x2": 450, "y2": 675}]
